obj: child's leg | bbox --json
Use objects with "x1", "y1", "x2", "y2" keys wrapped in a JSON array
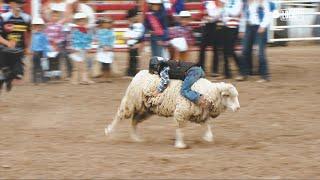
[
  {"x1": 71, "y1": 61, "x2": 80, "y2": 84},
  {"x1": 81, "y1": 51, "x2": 94, "y2": 84},
  {"x1": 59, "y1": 41, "x2": 73, "y2": 78},
  {"x1": 132, "y1": 48, "x2": 138, "y2": 75},
  {"x1": 127, "y1": 48, "x2": 138, "y2": 76},
  {"x1": 32, "y1": 52, "x2": 42, "y2": 83},
  {"x1": 180, "y1": 67, "x2": 205, "y2": 104},
  {"x1": 71, "y1": 52, "x2": 82, "y2": 84}
]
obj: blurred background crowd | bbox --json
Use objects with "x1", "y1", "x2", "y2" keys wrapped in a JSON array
[{"x1": 0, "y1": 0, "x2": 319, "y2": 87}]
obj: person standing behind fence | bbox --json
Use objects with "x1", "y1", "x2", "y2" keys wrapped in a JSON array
[
  {"x1": 1, "y1": 0, "x2": 31, "y2": 80},
  {"x1": 95, "y1": 18, "x2": 115, "y2": 82},
  {"x1": 198, "y1": 0, "x2": 224, "y2": 77},
  {"x1": 144, "y1": 0, "x2": 169, "y2": 57},
  {"x1": 69, "y1": 12, "x2": 93, "y2": 85},
  {"x1": 125, "y1": 7, "x2": 145, "y2": 77},
  {"x1": 236, "y1": 0, "x2": 271, "y2": 82},
  {"x1": 44, "y1": 8, "x2": 72, "y2": 79},
  {"x1": 220, "y1": 0, "x2": 242, "y2": 79},
  {"x1": 30, "y1": 17, "x2": 51, "y2": 84},
  {"x1": 168, "y1": 10, "x2": 194, "y2": 61}
]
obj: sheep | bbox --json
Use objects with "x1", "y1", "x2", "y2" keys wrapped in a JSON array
[{"x1": 104, "y1": 70, "x2": 240, "y2": 148}]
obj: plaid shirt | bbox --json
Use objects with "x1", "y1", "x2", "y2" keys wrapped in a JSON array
[
  {"x1": 44, "y1": 22, "x2": 65, "y2": 45},
  {"x1": 169, "y1": 25, "x2": 194, "y2": 46},
  {"x1": 157, "y1": 66, "x2": 170, "y2": 93}
]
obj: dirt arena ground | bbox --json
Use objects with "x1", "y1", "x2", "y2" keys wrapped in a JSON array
[{"x1": 0, "y1": 45, "x2": 319, "y2": 179}]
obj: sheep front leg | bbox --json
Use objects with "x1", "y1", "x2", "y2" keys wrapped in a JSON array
[
  {"x1": 174, "y1": 118, "x2": 188, "y2": 149},
  {"x1": 175, "y1": 128, "x2": 187, "y2": 149},
  {"x1": 202, "y1": 123, "x2": 214, "y2": 142}
]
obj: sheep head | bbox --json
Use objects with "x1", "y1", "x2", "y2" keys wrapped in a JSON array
[{"x1": 219, "y1": 83, "x2": 240, "y2": 112}]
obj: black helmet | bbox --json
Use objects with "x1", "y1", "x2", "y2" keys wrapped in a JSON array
[{"x1": 149, "y1": 56, "x2": 165, "y2": 74}]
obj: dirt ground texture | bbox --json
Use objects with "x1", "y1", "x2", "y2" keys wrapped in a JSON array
[{"x1": 0, "y1": 45, "x2": 320, "y2": 179}]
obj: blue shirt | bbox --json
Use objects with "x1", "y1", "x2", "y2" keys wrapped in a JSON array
[
  {"x1": 96, "y1": 28, "x2": 115, "y2": 48},
  {"x1": 31, "y1": 32, "x2": 50, "y2": 53},
  {"x1": 71, "y1": 28, "x2": 93, "y2": 50}
]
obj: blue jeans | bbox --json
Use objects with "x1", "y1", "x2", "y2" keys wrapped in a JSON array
[
  {"x1": 181, "y1": 67, "x2": 205, "y2": 103},
  {"x1": 240, "y1": 25, "x2": 270, "y2": 80},
  {"x1": 150, "y1": 36, "x2": 164, "y2": 57}
]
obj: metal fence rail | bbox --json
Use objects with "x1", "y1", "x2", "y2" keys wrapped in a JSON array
[{"x1": 269, "y1": 0, "x2": 320, "y2": 42}]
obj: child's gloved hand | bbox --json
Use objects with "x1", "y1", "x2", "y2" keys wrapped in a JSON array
[{"x1": 198, "y1": 95, "x2": 209, "y2": 108}]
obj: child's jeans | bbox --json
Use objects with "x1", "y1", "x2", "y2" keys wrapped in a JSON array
[
  {"x1": 180, "y1": 66, "x2": 205, "y2": 103},
  {"x1": 32, "y1": 51, "x2": 45, "y2": 83}
]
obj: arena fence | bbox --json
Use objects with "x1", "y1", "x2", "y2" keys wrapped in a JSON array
[{"x1": 269, "y1": 0, "x2": 320, "y2": 42}]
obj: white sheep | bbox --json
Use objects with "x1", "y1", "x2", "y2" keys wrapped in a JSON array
[{"x1": 105, "y1": 70, "x2": 240, "y2": 148}]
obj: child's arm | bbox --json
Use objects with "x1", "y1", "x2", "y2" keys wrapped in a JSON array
[{"x1": 157, "y1": 66, "x2": 170, "y2": 93}]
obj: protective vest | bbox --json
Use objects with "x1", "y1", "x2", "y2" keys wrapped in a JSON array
[{"x1": 159, "y1": 60, "x2": 196, "y2": 80}]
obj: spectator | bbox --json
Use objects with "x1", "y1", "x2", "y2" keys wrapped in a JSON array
[
  {"x1": 44, "y1": 7, "x2": 72, "y2": 79},
  {"x1": 236, "y1": 0, "x2": 271, "y2": 82},
  {"x1": 197, "y1": 0, "x2": 224, "y2": 77},
  {"x1": 95, "y1": 17, "x2": 115, "y2": 82},
  {"x1": 220, "y1": 0, "x2": 242, "y2": 79},
  {"x1": 125, "y1": 6, "x2": 144, "y2": 77},
  {"x1": 144, "y1": 0, "x2": 169, "y2": 57},
  {"x1": 1, "y1": 0, "x2": 31, "y2": 79},
  {"x1": 69, "y1": 12, "x2": 93, "y2": 85},
  {"x1": 30, "y1": 17, "x2": 50, "y2": 84},
  {"x1": 168, "y1": 10, "x2": 194, "y2": 61}
]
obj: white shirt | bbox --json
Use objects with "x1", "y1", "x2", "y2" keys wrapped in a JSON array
[
  {"x1": 224, "y1": 0, "x2": 242, "y2": 17},
  {"x1": 204, "y1": 1, "x2": 224, "y2": 22},
  {"x1": 223, "y1": 0, "x2": 242, "y2": 28},
  {"x1": 124, "y1": 23, "x2": 145, "y2": 46},
  {"x1": 247, "y1": 0, "x2": 272, "y2": 28}
]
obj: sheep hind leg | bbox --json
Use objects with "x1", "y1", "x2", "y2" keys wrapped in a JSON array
[
  {"x1": 202, "y1": 123, "x2": 214, "y2": 142},
  {"x1": 130, "y1": 112, "x2": 152, "y2": 142},
  {"x1": 105, "y1": 107, "x2": 131, "y2": 136}
]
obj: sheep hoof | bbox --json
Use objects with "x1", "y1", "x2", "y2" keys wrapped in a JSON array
[
  {"x1": 202, "y1": 134, "x2": 214, "y2": 142},
  {"x1": 131, "y1": 134, "x2": 144, "y2": 142},
  {"x1": 175, "y1": 141, "x2": 188, "y2": 149},
  {"x1": 104, "y1": 125, "x2": 112, "y2": 136}
]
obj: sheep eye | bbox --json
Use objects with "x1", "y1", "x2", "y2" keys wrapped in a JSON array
[{"x1": 223, "y1": 94, "x2": 230, "y2": 97}]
